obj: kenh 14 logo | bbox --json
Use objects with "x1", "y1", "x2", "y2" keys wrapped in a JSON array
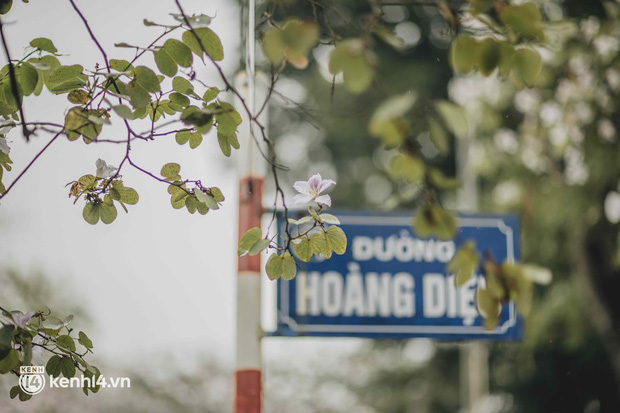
[{"x1": 19, "y1": 366, "x2": 46, "y2": 395}]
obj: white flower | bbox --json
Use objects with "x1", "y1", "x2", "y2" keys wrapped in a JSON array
[
  {"x1": 32, "y1": 334, "x2": 44, "y2": 359},
  {"x1": 95, "y1": 158, "x2": 118, "y2": 179},
  {"x1": 10, "y1": 311, "x2": 35, "y2": 329},
  {"x1": 292, "y1": 173, "x2": 336, "y2": 207},
  {"x1": 0, "y1": 137, "x2": 10, "y2": 155}
]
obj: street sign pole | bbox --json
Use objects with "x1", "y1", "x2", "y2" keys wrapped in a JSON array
[{"x1": 456, "y1": 124, "x2": 489, "y2": 412}]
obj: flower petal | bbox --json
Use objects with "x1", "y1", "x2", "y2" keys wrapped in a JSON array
[
  {"x1": 11, "y1": 311, "x2": 35, "y2": 329},
  {"x1": 292, "y1": 193, "x2": 314, "y2": 206},
  {"x1": 307, "y1": 174, "x2": 323, "y2": 193},
  {"x1": 0, "y1": 137, "x2": 10, "y2": 155},
  {"x1": 293, "y1": 180, "x2": 310, "y2": 195},
  {"x1": 317, "y1": 178, "x2": 336, "y2": 193},
  {"x1": 95, "y1": 159, "x2": 118, "y2": 179},
  {"x1": 315, "y1": 194, "x2": 332, "y2": 207}
]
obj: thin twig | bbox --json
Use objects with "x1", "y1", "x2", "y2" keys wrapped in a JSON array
[
  {"x1": 68, "y1": 0, "x2": 110, "y2": 72},
  {"x1": 0, "y1": 132, "x2": 62, "y2": 200}
]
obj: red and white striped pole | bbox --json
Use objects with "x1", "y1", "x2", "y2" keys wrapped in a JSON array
[
  {"x1": 235, "y1": 0, "x2": 265, "y2": 409},
  {"x1": 235, "y1": 175, "x2": 263, "y2": 413}
]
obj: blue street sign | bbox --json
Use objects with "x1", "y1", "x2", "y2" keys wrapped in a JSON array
[{"x1": 274, "y1": 211, "x2": 522, "y2": 340}]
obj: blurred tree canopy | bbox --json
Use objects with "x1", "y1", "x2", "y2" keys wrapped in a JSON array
[{"x1": 260, "y1": 0, "x2": 620, "y2": 411}]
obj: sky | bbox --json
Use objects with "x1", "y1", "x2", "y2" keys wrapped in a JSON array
[{"x1": 0, "y1": 0, "x2": 364, "y2": 377}]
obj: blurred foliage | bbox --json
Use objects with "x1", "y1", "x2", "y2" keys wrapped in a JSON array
[{"x1": 260, "y1": 0, "x2": 620, "y2": 411}]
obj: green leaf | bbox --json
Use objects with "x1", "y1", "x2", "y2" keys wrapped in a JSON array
[
  {"x1": 449, "y1": 35, "x2": 479, "y2": 74},
  {"x1": 113, "y1": 104, "x2": 135, "y2": 119},
  {"x1": 17, "y1": 62, "x2": 39, "y2": 96},
  {"x1": 109, "y1": 187, "x2": 121, "y2": 201},
  {"x1": 185, "y1": 195, "x2": 198, "y2": 213},
  {"x1": 59, "y1": 356, "x2": 76, "y2": 378},
  {"x1": 512, "y1": 48, "x2": 542, "y2": 87},
  {"x1": 182, "y1": 28, "x2": 224, "y2": 61},
  {"x1": 248, "y1": 239, "x2": 270, "y2": 256},
  {"x1": 0, "y1": 0, "x2": 12, "y2": 15},
  {"x1": 309, "y1": 232, "x2": 328, "y2": 257},
  {"x1": 477, "y1": 37, "x2": 501, "y2": 76},
  {"x1": 369, "y1": 94, "x2": 415, "y2": 148},
  {"x1": 196, "y1": 199, "x2": 209, "y2": 215},
  {"x1": 389, "y1": 154, "x2": 424, "y2": 183},
  {"x1": 217, "y1": 133, "x2": 232, "y2": 157},
  {"x1": 414, "y1": 204, "x2": 458, "y2": 240},
  {"x1": 67, "y1": 89, "x2": 90, "y2": 104},
  {"x1": 193, "y1": 187, "x2": 208, "y2": 203},
  {"x1": 0, "y1": 325, "x2": 14, "y2": 360},
  {"x1": 294, "y1": 237, "x2": 313, "y2": 262},
  {"x1": 119, "y1": 187, "x2": 139, "y2": 205},
  {"x1": 499, "y1": 2, "x2": 545, "y2": 42},
  {"x1": 263, "y1": 20, "x2": 318, "y2": 69},
  {"x1": 30, "y1": 37, "x2": 57, "y2": 53},
  {"x1": 42, "y1": 315, "x2": 64, "y2": 330},
  {"x1": 189, "y1": 131, "x2": 203, "y2": 149},
  {"x1": 64, "y1": 107, "x2": 104, "y2": 142},
  {"x1": 239, "y1": 227, "x2": 262, "y2": 256},
  {"x1": 176, "y1": 130, "x2": 191, "y2": 145},
  {"x1": 134, "y1": 66, "x2": 160, "y2": 93},
  {"x1": 124, "y1": 81, "x2": 150, "y2": 108},
  {"x1": 435, "y1": 100, "x2": 469, "y2": 138},
  {"x1": 326, "y1": 225, "x2": 347, "y2": 255},
  {"x1": 78, "y1": 331, "x2": 93, "y2": 349},
  {"x1": 47, "y1": 64, "x2": 83, "y2": 84},
  {"x1": 329, "y1": 38, "x2": 373, "y2": 93},
  {"x1": 83, "y1": 202, "x2": 101, "y2": 225},
  {"x1": 181, "y1": 106, "x2": 214, "y2": 129},
  {"x1": 427, "y1": 168, "x2": 460, "y2": 190},
  {"x1": 447, "y1": 241, "x2": 480, "y2": 287},
  {"x1": 18, "y1": 389, "x2": 32, "y2": 402},
  {"x1": 210, "y1": 187, "x2": 225, "y2": 202},
  {"x1": 288, "y1": 216, "x2": 313, "y2": 226},
  {"x1": 170, "y1": 92, "x2": 190, "y2": 108},
  {"x1": 9, "y1": 385, "x2": 19, "y2": 399},
  {"x1": 172, "y1": 76, "x2": 194, "y2": 95},
  {"x1": 497, "y1": 41, "x2": 515, "y2": 77},
  {"x1": 163, "y1": 39, "x2": 193, "y2": 67},
  {"x1": 48, "y1": 77, "x2": 87, "y2": 94},
  {"x1": 265, "y1": 252, "x2": 297, "y2": 281},
  {"x1": 56, "y1": 334, "x2": 76, "y2": 352},
  {"x1": 319, "y1": 213, "x2": 340, "y2": 225},
  {"x1": 99, "y1": 199, "x2": 118, "y2": 224},
  {"x1": 171, "y1": 191, "x2": 188, "y2": 209},
  {"x1": 476, "y1": 287, "x2": 501, "y2": 330},
  {"x1": 109, "y1": 59, "x2": 134, "y2": 73},
  {"x1": 0, "y1": 349, "x2": 19, "y2": 374},
  {"x1": 203, "y1": 87, "x2": 219, "y2": 102},
  {"x1": 203, "y1": 193, "x2": 219, "y2": 210},
  {"x1": 308, "y1": 205, "x2": 321, "y2": 221},
  {"x1": 153, "y1": 48, "x2": 178, "y2": 77},
  {"x1": 429, "y1": 118, "x2": 449, "y2": 155},
  {"x1": 281, "y1": 253, "x2": 297, "y2": 281},
  {"x1": 161, "y1": 162, "x2": 181, "y2": 179}
]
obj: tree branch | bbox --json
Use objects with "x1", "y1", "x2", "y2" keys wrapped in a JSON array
[{"x1": 0, "y1": 17, "x2": 32, "y2": 141}]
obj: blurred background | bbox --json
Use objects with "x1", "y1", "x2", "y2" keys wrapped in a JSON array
[{"x1": 1, "y1": 0, "x2": 620, "y2": 412}]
